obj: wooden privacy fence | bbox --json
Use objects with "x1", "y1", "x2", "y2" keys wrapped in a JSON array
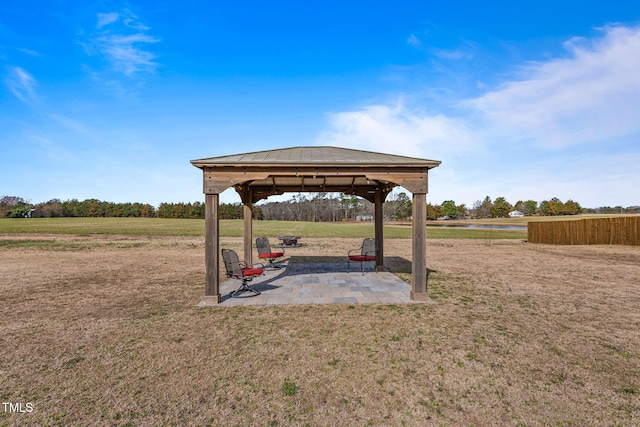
[{"x1": 528, "y1": 216, "x2": 640, "y2": 245}]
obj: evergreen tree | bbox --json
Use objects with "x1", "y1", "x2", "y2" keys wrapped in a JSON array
[{"x1": 491, "y1": 197, "x2": 513, "y2": 218}]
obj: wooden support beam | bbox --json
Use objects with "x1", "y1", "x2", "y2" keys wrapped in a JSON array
[
  {"x1": 243, "y1": 196, "x2": 253, "y2": 265},
  {"x1": 366, "y1": 171, "x2": 428, "y2": 194},
  {"x1": 374, "y1": 188, "x2": 384, "y2": 272},
  {"x1": 197, "y1": 165, "x2": 438, "y2": 176},
  {"x1": 203, "y1": 170, "x2": 269, "y2": 194},
  {"x1": 411, "y1": 193, "x2": 429, "y2": 301},
  {"x1": 203, "y1": 193, "x2": 221, "y2": 304},
  {"x1": 235, "y1": 184, "x2": 254, "y2": 264}
]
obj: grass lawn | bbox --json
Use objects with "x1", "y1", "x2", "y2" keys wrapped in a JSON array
[
  {"x1": 0, "y1": 217, "x2": 528, "y2": 240},
  {"x1": 1, "y1": 219, "x2": 638, "y2": 426}
]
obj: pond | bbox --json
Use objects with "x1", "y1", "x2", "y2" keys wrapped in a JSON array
[{"x1": 427, "y1": 223, "x2": 527, "y2": 230}]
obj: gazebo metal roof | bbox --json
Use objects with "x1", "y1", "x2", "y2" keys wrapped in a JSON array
[{"x1": 191, "y1": 146, "x2": 441, "y2": 167}]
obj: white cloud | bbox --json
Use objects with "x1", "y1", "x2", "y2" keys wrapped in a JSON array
[
  {"x1": 28, "y1": 134, "x2": 76, "y2": 162},
  {"x1": 317, "y1": 25, "x2": 640, "y2": 207},
  {"x1": 466, "y1": 25, "x2": 640, "y2": 149},
  {"x1": 83, "y1": 9, "x2": 159, "y2": 77},
  {"x1": 318, "y1": 103, "x2": 477, "y2": 161},
  {"x1": 97, "y1": 12, "x2": 119, "y2": 28},
  {"x1": 95, "y1": 33, "x2": 160, "y2": 75},
  {"x1": 429, "y1": 47, "x2": 473, "y2": 60},
  {"x1": 120, "y1": 9, "x2": 150, "y2": 32},
  {"x1": 47, "y1": 113, "x2": 90, "y2": 135},
  {"x1": 406, "y1": 34, "x2": 421, "y2": 48},
  {"x1": 5, "y1": 66, "x2": 36, "y2": 102},
  {"x1": 17, "y1": 48, "x2": 40, "y2": 56}
]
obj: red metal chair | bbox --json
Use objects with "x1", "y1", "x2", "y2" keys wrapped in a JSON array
[
  {"x1": 256, "y1": 237, "x2": 285, "y2": 269},
  {"x1": 221, "y1": 249, "x2": 264, "y2": 297},
  {"x1": 348, "y1": 238, "x2": 377, "y2": 275}
]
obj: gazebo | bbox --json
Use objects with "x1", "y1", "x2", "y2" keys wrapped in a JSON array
[{"x1": 190, "y1": 146, "x2": 441, "y2": 304}]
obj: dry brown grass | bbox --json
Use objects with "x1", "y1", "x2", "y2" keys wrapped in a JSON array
[{"x1": 1, "y1": 234, "x2": 639, "y2": 426}]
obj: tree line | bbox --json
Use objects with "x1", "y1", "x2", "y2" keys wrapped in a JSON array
[
  {"x1": 0, "y1": 196, "x2": 220, "y2": 219},
  {"x1": 425, "y1": 196, "x2": 585, "y2": 220},
  {"x1": 432, "y1": 197, "x2": 639, "y2": 219},
  {"x1": 2, "y1": 194, "x2": 638, "y2": 220},
  {"x1": 259, "y1": 192, "x2": 412, "y2": 222},
  {"x1": 0, "y1": 193, "x2": 412, "y2": 221},
  {"x1": 465, "y1": 196, "x2": 584, "y2": 219}
]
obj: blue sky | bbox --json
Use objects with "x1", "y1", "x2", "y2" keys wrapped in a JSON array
[{"x1": 2, "y1": 1, "x2": 639, "y2": 208}]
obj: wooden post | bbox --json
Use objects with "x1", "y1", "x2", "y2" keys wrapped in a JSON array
[
  {"x1": 203, "y1": 193, "x2": 221, "y2": 304},
  {"x1": 411, "y1": 192, "x2": 428, "y2": 300},
  {"x1": 374, "y1": 188, "x2": 384, "y2": 272},
  {"x1": 243, "y1": 196, "x2": 253, "y2": 265}
]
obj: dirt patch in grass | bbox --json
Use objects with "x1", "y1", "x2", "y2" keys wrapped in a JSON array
[{"x1": 1, "y1": 234, "x2": 639, "y2": 426}]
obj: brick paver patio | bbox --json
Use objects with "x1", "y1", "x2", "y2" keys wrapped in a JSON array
[{"x1": 209, "y1": 262, "x2": 422, "y2": 306}]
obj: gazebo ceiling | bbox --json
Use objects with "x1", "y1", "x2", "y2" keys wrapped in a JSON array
[
  {"x1": 191, "y1": 146, "x2": 441, "y2": 203},
  {"x1": 240, "y1": 175, "x2": 387, "y2": 203}
]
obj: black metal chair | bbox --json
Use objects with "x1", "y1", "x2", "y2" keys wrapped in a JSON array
[
  {"x1": 221, "y1": 249, "x2": 264, "y2": 297},
  {"x1": 256, "y1": 237, "x2": 285, "y2": 269},
  {"x1": 348, "y1": 238, "x2": 378, "y2": 275}
]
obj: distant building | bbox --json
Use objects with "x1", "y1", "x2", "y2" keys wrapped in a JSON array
[
  {"x1": 509, "y1": 210, "x2": 524, "y2": 218},
  {"x1": 356, "y1": 214, "x2": 373, "y2": 221}
]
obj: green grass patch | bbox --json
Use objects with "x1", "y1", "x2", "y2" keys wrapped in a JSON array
[
  {"x1": 281, "y1": 380, "x2": 300, "y2": 396},
  {"x1": 0, "y1": 217, "x2": 204, "y2": 236},
  {"x1": 0, "y1": 217, "x2": 526, "y2": 239},
  {"x1": 0, "y1": 239, "x2": 70, "y2": 249},
  {"x1": 620, "y1": 385, "x2": 638, "y2": 395}
]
